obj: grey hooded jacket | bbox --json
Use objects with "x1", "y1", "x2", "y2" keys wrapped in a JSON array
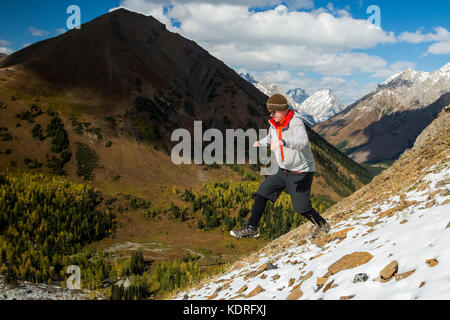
[{"x1": 258, "y1": 108, "x2": 316, "y2": 173}]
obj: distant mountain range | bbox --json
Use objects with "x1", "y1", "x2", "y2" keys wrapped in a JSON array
[
  {"x1": 314, "y1": 63, "x2": 450, "y2": 164},
  {"x1": 253, "y1": 81, "x2": 315, "y2": 125},
  {"x1": 245, "y1": 76, "x2": 345, "y2": 125}
]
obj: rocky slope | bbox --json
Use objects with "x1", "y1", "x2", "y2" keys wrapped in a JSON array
[
  {"x1": 175, "y1": 108, "x2": 450, "y2": 300},
  {"x1": 0, "y1": 276, "x2": 94, "y2": 300},
  {"x1": 314, "y1": 63, "x2": 450, "y2": 164}
]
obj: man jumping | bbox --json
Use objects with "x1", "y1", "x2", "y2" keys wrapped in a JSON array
[{"x1": 230, "y1": 93, "x2": 330, "y2": 239}]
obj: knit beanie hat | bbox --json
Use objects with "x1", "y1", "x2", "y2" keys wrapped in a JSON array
[{"x1": 266, "y1": 93, "x2": 289, "y2": 112}]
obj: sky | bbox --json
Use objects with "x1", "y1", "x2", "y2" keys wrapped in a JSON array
[{"x1": 0, "y1": 0, "x2": 449, "y2": 104}]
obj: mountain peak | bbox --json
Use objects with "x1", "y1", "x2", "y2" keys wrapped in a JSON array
[
  {"x1": 379, "y1": 67, "x2": 430, "y2": 88},
  {"x1": 286, "y1": 88, "x2": 309, "y2": 105},
  {"x1": 298, "y1": 89, "x2": 345, "y2": 124},
  {"x1": 439, "y1": 62, "x2": 450, "y2": 72},
  {"x1": 0, "y1": 8, "x2": 193, "y2": 98},
  {"x1": 239, "y1": 72, "x2": 258, "y2": 84}
]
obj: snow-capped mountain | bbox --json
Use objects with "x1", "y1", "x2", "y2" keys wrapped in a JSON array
[
  {"x1": 314, "y1": 62, "x2": 450, "y2": 164},
  {"x1": 254, "y1": 82, "x2": 345, "y2": 125},
  {"x1": 239, "y1": 72, "x2": 258, "y2": 84},
  {"x1": 287, "y1": 88, "x2": 309, "y2": 105},
  {"x1": 298, "y1": 89, "x2": 346, "y2": 124},
  {"x1": 254, "y1": 81, "x2": 287, "y2": 99},
  {"x1": 253, "y1": 82, "x2": 313, "y2": 125},
  {"x1": 373, "y1": 62, "x2": 450, "y2": 111},
  {"x1": 175, "y1": 108, "x2": 450, "y2": 301}
]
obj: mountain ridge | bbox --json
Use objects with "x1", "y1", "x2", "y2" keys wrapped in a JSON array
[{"x1": 314, "y1": 62, "x2": 450, "y2": 164}]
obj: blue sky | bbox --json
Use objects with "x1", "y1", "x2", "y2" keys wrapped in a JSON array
[{"x1": 0, "y1": 0, "x2": 449, "y2": 104}]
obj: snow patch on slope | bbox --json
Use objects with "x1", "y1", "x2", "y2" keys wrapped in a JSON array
[{"x1": 176, "y1": 160, "x2": 450, "y2": 300}]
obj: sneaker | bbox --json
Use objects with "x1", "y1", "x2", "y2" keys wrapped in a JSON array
[
  {"x1": 310, "y1": 221, "x2": 331, "y2": 239},
  {"x1": 230, "y1": 225, "x2": 259, "y2": 239}
]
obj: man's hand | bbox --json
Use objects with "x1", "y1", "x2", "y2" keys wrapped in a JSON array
[
  {"x1": 253, "y1": 141, "x2": 260, "y2": 147},
  {"x1": 270, "y1": 140, "x2": 283, "y2": 151}
]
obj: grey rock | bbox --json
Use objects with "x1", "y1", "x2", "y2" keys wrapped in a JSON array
[
  {"x1": 266, "y1": 263, "x2": 278, "y2": 271},
  {"x1": 353, "y1": 273, "x2": 369, "y2": 283}
]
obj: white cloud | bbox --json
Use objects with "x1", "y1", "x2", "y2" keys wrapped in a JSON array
[
  {"x1": 115, "y1": 0, "x2": 314, "y2": 11},
  {"x1": 209, "y1": 42, "x2": 387, "y2": 76},
  {"x1": 398, "y1": 27, "x2": 450, "y2": 43},
  {"x1": 399, "y1": 27, "x2": 450, "y2": 56},
  {"x1": 56, "y1": 28, "x2": 67, "y2": 35},
  {"x1": 165, "y1": 3, "x2": 395, "y2": 50},
  {"x1": 0, "y1": 39, "x2": 11, "y2": 46},
  {"x1": 257, "y1": 69, "x2": 292, "y2": 83},
  {"x1": 426, "y1": 41, "x2": 450, "y2": 55},
  {"x1": 28, "y1": 27, "x2": 47, "y2": 37},
  {"x1": 0, "y1": 47, "x2": 13, "y2": 54},
  {"x1": 0, "y1": 39, "x2": 13, "y2": 54},
  {"x1": 371, "y1": 60, "x2": 416, "y2": 79},
  {"x1": 110, "y1": 0, "x2": 171, "y2": 25}
]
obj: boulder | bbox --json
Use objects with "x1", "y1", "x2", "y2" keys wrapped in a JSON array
[
  {"x1": 353, "y1": 273, "x2": 368, "y2": 283},
  {"x1": 285, "y1": 288, "x2": 303, "y2": 300},
  {"x1": 323, "y1": 280, "x2": 335, "y2": 293},
  {"x1": 207, "y1": 293, "x2": 218, "y2": 300},
  {"x1": 258, "y1": 262, "x2": 278, "y2": 272},
  {"x1": 395, "y1": 270, "x2": 415, "y2": 281},
  {"x1": 425, "y1": 259, "x2": 438, "y2": 267},
  {"x1": 236, "y1": 285, "x2": 247, "y2": 294},
  {"x1": 316, "y1": 277, "x2": 328, "y2": 289},
  {"x1": 380, "y1": 260, "x2": 398, "y2": 280},
  {"x1": 328, "y1": 252, "x2": 374, "y2": 275},
  {"x1": 246, "y1": 285, "x2": 265, "y2": 298},
  {"x1": 288, "y1": 278, "x2": 295, "y2": 287}
]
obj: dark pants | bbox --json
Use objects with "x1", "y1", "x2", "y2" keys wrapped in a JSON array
[{"x1": 247, "y1": 168, "x2": 326, "y2": 228}]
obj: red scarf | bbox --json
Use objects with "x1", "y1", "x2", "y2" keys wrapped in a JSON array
[{"x1": 269, "y1": 110, "x2": 294, "y2": 162}]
